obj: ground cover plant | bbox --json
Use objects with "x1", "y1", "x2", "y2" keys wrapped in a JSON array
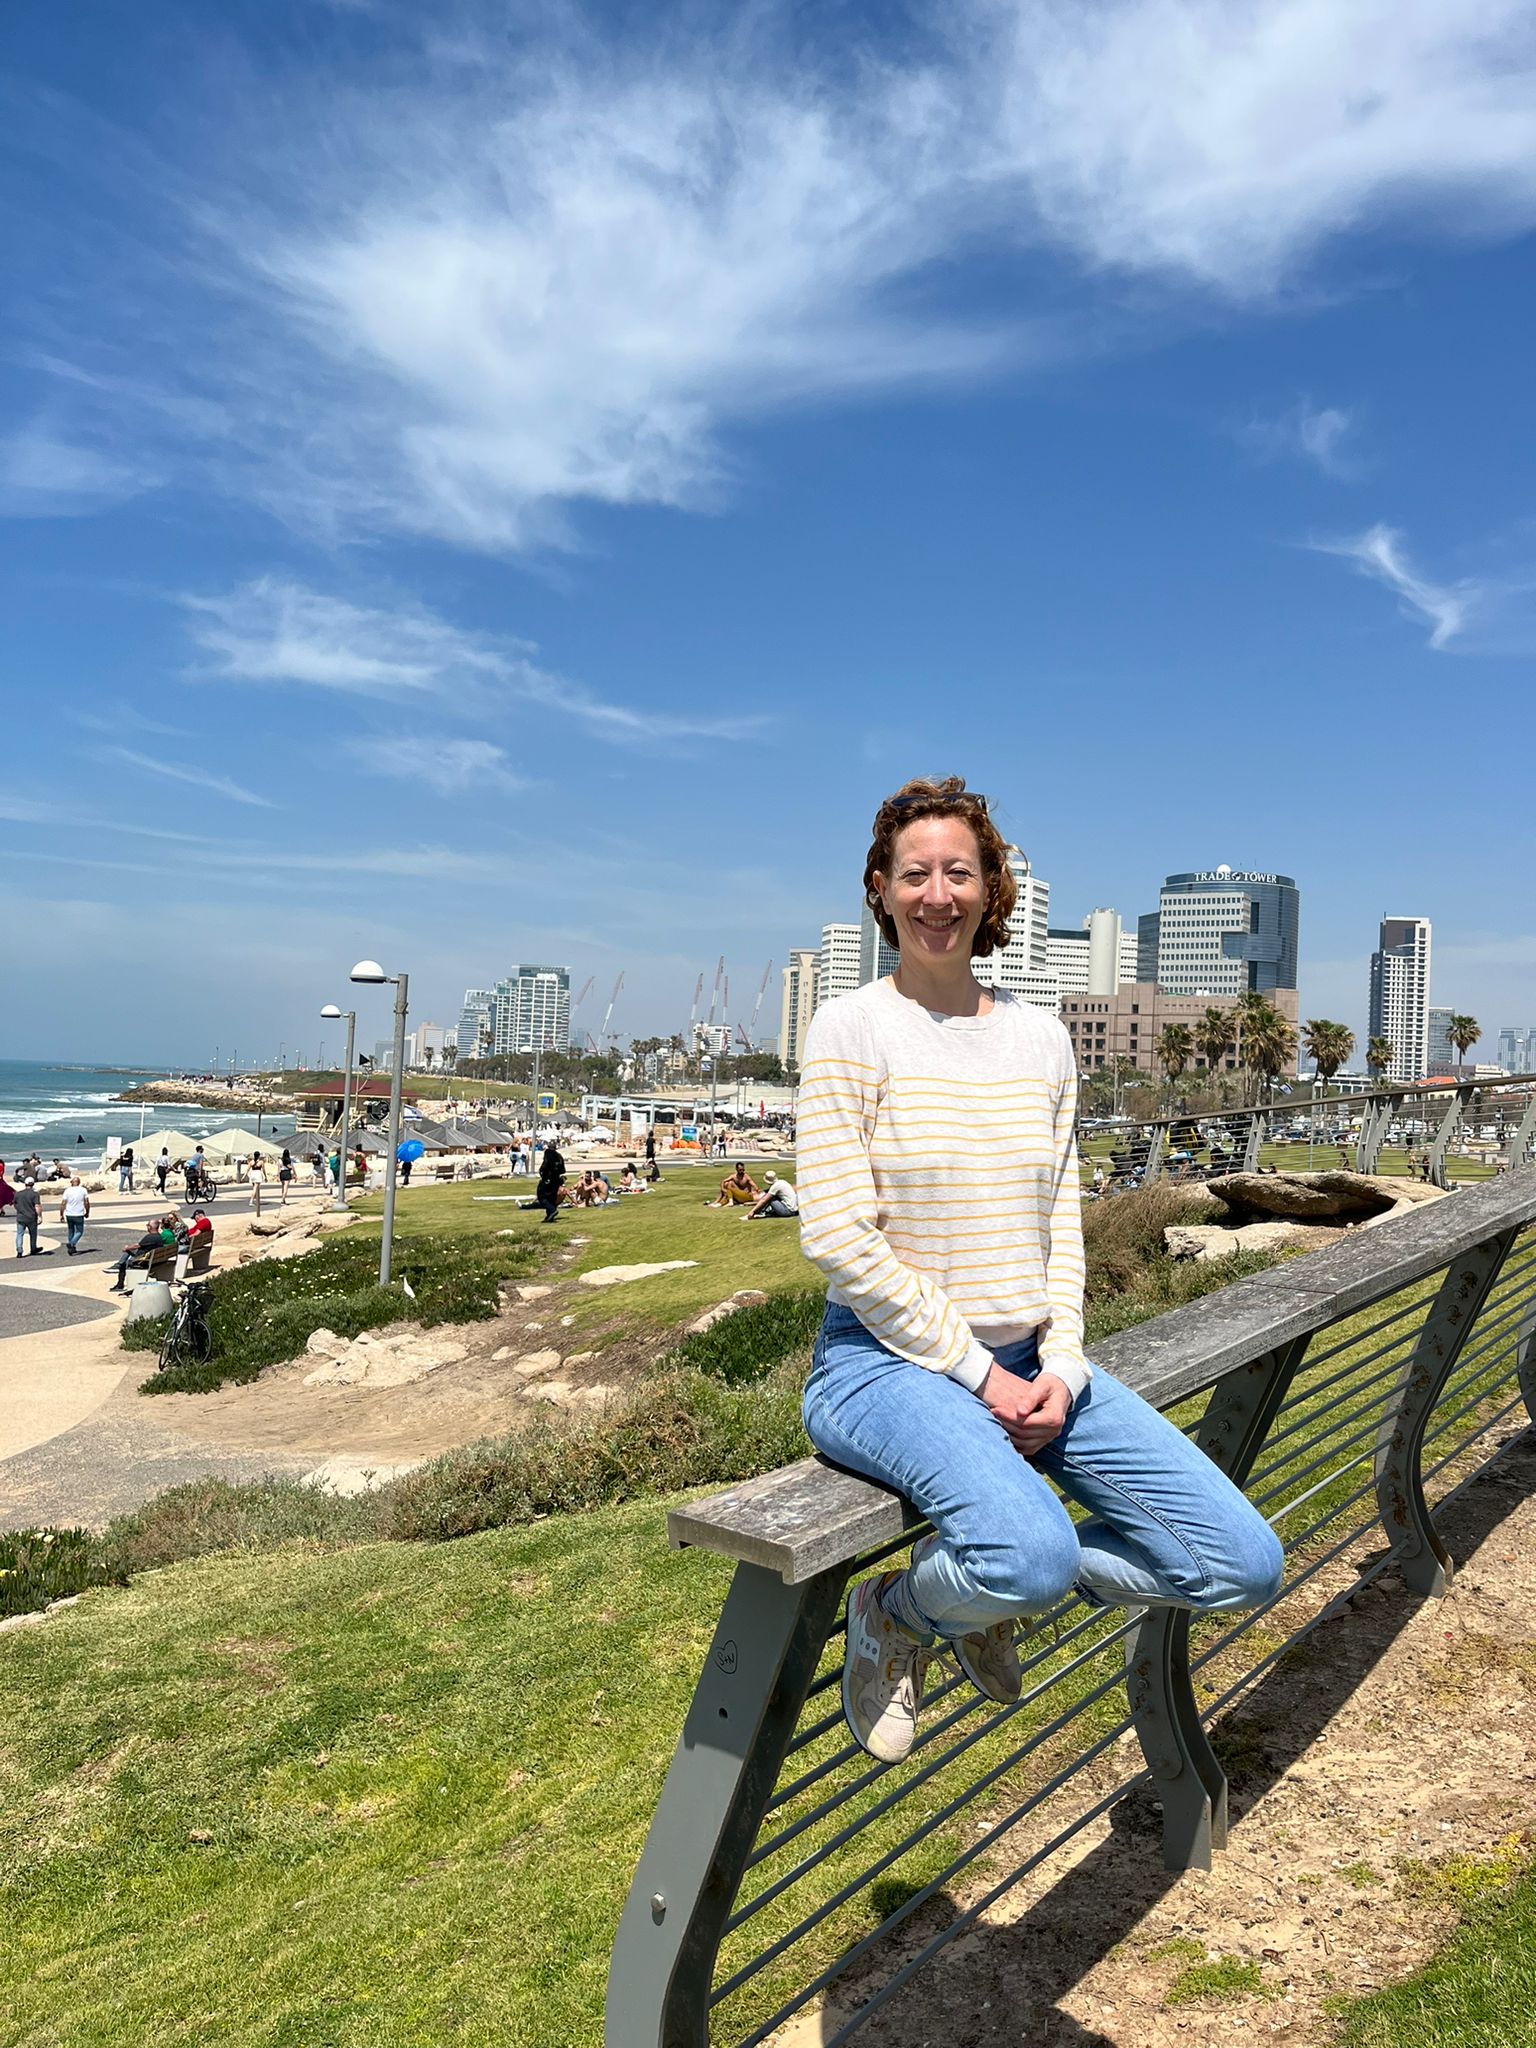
[
  {"x1": 121, "y1": 1227, "x2": 541, "y2": 1393},
  {"x1": 0, "y1": 1528, "x2": 126, "y2": 1618}
]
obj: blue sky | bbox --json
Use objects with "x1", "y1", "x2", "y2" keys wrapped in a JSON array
[{"x1": 5, "y1": 0, "x2": 1536, "y2": 1069}]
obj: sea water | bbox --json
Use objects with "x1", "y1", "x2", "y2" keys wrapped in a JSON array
[{"x1": 0, "y1": 1060, "x2": 297, "y2": 1162}]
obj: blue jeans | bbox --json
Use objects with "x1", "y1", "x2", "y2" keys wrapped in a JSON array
[
  {"x1": 66, "y1": 1214, "x2": 86, "y2": 1251},
  {"x1": 804, "y1": 1305, "x2": 1283, "y2": 1639}
]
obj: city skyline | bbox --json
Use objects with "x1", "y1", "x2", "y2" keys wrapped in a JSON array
[{"x1": 6, "y1": 3, "x2": 1535, "y2": 1066}]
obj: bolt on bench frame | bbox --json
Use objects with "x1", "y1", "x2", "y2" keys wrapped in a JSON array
[{"x1": 607, "y1": 1169, "x2": 1536, "y2": 2048}]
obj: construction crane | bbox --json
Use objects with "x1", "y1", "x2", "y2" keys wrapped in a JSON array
[
  {"x1": 600, "y1": 972, "x2": 625, "y2": 1049},
  {"x1": 746, "y1": 959, "x2": 773, "y2": 1047},
  {"x1": 572, "y1": 975, "x2": 595, "y2": 1014},
  {"x1": 686, "y1": 972, "x2": 704, "y2": 1050}
]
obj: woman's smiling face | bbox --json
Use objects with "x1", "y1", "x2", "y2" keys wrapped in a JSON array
[{"x1": 876, "y1": 816, "x2": 985, "y2": 966}]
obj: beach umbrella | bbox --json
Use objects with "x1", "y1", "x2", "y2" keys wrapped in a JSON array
[{"x1": 398, "y1": 1138, "x2": 426, "y2": 1163}]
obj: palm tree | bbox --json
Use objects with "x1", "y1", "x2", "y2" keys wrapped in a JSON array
[
  {"x1": 1367, "y1": 1035, "x2": 1394, "y2": 1085},
  {"x1": 1241, "y1": 1000, "x2": 1297, "y2": 1103},
  {"x1": 1446, "y1": 1014, "x2": 1481, "y2": 1075},
  {"x1": 1303, "y1": 1019, "x2": 1355, "y2": 1091},
  {"x1": 1194, "y1": 1007, "x2": 1234, "y2": 1087},
  {"x1": 1155, "y1": 1024, "x2": 1193, "y2": 1110},
  {"x1": 442, "y1": 1044, "x2": 457, "y2": 1073}
]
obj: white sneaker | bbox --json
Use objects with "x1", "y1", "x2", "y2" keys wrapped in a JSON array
[
  {"x1": 909, "y1": 1534, "x2": 1024, "y2": 1704},
  {"x1": 841, "y1": 1573, "x2": 933, "y2": 1763}
]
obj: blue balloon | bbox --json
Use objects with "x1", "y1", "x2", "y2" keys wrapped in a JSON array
[{"x1": 397, "y1": 1138, "x2": 425, "y2": 1162}]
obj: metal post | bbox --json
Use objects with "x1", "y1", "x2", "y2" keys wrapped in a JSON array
[
  {"x1": 605, "y1": 1561, "x2": 848, "y2": 2048},
  {"x1": 1241, "y1": 1110, "x2": 1267, "y2": 1172},
  {"x1": 1143, "y1": 1127, "x2": 1166, "y2": 1184},
  {"x1": 1516, "y1": 1280, "x2": 1536, "y2": 1428},
  {"x1": 1126, "y1": 1337, "x2": 1310, "y2": 1872},
  {"x1": 1502, "y1": 1094, "x2": 1536, "y2": 1173},
  {"x1": 332, "y1": 1011, "x2": 356, "y2": 1212},
  {"x1": 379, "y1": 971, "x2": 408, "y2": 1287},
  {"x1": 1426, "y1": 1084, "x2": 1474, "y2": 1190},
  {"x1": 1374, "y1": 1229, "x2": 1517, "y2": 1595}
]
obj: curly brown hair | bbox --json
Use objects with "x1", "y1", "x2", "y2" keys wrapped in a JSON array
[{"x1": 863, "y1": 777, "x2": 1017, "y2": 958}]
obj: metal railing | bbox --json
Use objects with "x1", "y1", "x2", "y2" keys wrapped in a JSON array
[
  {"x1": 606, "y1": 1168, "x2": 1536, "y2": 2047},
  {"x1": 1081, "y1": 1070, "x2": 1536, "y2": 1190}
]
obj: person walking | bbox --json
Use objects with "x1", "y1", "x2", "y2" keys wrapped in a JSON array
[
  {"x1": 644, "y1": 1125, "x2": 656, "y2": 1168},
  {"x1": 59, "y1": 1175, "x2": 90, "y2": 1254},
  {"x1": 118, "y1": 1145, "x2": 135, "y2": 1194},
  {"x1": 278, "y1": 1148, "x2": 294, "y2": 1205},
  {"x1": 248, "y1": 1153, "x2": 266, "y2": 1216},
  {"x1": 532, "y1": 1140, "x2": 566, "y2": 1222},
  {"x1": 155, "y1": 1147, "x2": 171, "y2": 1195},
  {"x1": 13, "y1": 1178, "x2": 43, "y2": 1258},
  {"x1": 796, "y1": 777, "x2": 1282, "y2": 1763}
]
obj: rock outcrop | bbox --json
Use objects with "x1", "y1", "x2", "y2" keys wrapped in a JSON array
[
  {"x1": 301, "y1": 1325, "x2": 469, "y2": 1387},
  {"x1": 1205, "y1": 1170, "x2": 1447, "y2": 1224}
]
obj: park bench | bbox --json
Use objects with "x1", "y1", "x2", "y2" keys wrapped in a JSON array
[
  {"x1": 123, "y1": 1238, "x2": 214, "y2": 1291},
  {"x1": 606, "y1": 1167, "x2": 1536, "y2": 2048}
]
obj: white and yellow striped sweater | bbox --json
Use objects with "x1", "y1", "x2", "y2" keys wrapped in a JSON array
[{"x1": 796, "y1": 978, "x2": 1090, "y2": 1401}]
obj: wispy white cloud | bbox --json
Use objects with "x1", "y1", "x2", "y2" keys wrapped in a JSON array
[
  {"x1": 104, "y1": 746, "x2": 277, "y2": 808},
  {"x1": 349, "y1": 734, "x2": 528, "y2": 795},
  {"x1": 0, "y1": 423, "x2": 150, "y2": 515},
  {"x1": 1240, "y1": 399, "x2": 1357, "y2": 477},
  {"x1": 22, "y1": 2, "x2": 1536, "y2": 551},
  {"x1": 1314, "y1": 523, "x2": 1479, "y2": 648},
  {"x1": 182, "y1": 576, "x2": 765, "y2": 745}
]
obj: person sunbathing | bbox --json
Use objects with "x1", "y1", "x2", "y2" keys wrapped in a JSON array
[{"x1": 709, "y1": 1162, "x2": 759, "y2": 1208}]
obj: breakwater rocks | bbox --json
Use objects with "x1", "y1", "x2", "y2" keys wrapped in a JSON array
[{"x1": 112, "y1": 1079, "x2": 303, "y2": 1114}]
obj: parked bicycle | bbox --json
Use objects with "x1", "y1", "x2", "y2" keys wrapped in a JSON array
[{"x1": 158, "y1": 1278, "x2": 213, "y2": 1375}]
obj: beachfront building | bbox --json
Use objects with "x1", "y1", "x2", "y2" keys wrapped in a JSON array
[
  {"x1": 1138, "y1": 866, "x2": 1300, "y2": 999},
  {"x1": 492, "y1": 965, "x2": 572, "y2": 1055},
  {"x1": 972, "y1": 847, "x2": 1060, "y2": 1011},
  {"x1": 1369, "y1": 916, "x2": 1432, "y2": 1084},
  {"x1": 1045, "y1": 909, "x2": 1139, "y2": 998},
  {"x1": 779, "y1": 948, "x2": 820, "y2": 1073},
  {"x1": 1498, "y1": 1026, "x2": 1534, "y2": 1073},
  {"x1": 458, "y1": 988, "x2": 495, "y2": 1062},
  {"x1": 858, "y1": 900, "x2": 900, "y2": 986},
  {"x1": 1062, "y1": 985, "x2": 1301, "y2": 1074},
  {"x1": 817, "y1": 923, "x2": 861, "y2": 1006}
]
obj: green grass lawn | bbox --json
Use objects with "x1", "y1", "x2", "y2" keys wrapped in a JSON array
[
  {"x1": 0, "y1": 1504, "x2": 728, "y2": 2048},
  {"x1": 353, "y1": 1159, "x2": 814, "y2": 1332},
  {"x1": 1333, "y1": 1856, "x2": 1536, "y2": 2046}
]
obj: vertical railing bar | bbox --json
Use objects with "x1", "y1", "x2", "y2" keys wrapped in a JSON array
[{"x1": 1246, "y1": 1362, "x2": 1422, "y2": 1489}]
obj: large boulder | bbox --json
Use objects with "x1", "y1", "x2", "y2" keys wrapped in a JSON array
[
  {"x1": 1165, "y1": 1220, "x2": 1305, "y2": 1262},
  {"x1": 1205, "y1": 1170, "x2": 1447, "y2": 1222},
  {"x1": 578, "y1": 1260, "x2": 698, "y2": 1289}
]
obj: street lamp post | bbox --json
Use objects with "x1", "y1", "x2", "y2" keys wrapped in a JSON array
[
  {"x1": 350, "y1": 961, "x2": 409, "y2": 1286},
  {"x1": 320, "y1": 1003, "x2": 357, "y2": 1213}
]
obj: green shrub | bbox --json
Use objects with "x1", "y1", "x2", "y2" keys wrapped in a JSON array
[
  {"x1": 125, "y1": 1230, "x2": 540, "y2": 1394},
  {"x1": 382, "y1": 1361, "x2": 810, "y2": 1541},
  {"x1": 668, "y1": 1287, "x2": 827, "y2": 1384},
  {"x1": 1085, "y1": 1245, "x2": 1279, "y2": 1342},
  {"x1": 1083, "y1": 1183, "x2": 1232, "y2": 1299},
  {"x1": 0, "y1": 1527, "x2": 127, "y2": 1618},
  {"x1": 98, "y1": 1476, "x2": 392, "y2": 1576}
]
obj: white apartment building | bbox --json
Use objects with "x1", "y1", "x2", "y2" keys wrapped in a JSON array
[
  {"x1": 778, "y1": 948, "x2": 820, "y2": 1072},
  {"x1": 457, "y1": 987, "x2": 495, "y2": 1063},
  {"x1": 1045, "y1": 908, "x2": 1139, "y2": 999},
  {"x1": 491, "y1": 964, "x2": 572, "y2": 1055},
  {"x1": 817, "y1": 923, "x2": 861, "y2": 1007},
  {"x1": 973, "y1": 847, "x2": 1059, "y2": 1010},
  {"x1": 1368, "y1": 917, "x2": 1432, "y2": 1084}
]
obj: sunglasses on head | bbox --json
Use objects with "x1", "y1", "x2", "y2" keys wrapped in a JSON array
[{"x1": 885, "y1": 790, "x2": 990, "y2": 814}]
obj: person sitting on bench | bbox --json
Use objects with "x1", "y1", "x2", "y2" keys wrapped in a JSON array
[{"x1": 105, "y1": 1216, "x2": 176, "y2": 1293}]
